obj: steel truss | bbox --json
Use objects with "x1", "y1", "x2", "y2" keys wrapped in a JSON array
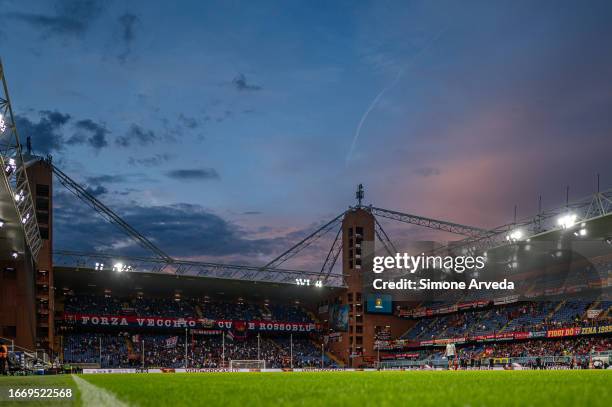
[
  {"x1": 433, "y1": 188, "x2": 612, "y2": 255},
  {"x1": 0, "y1": 60, "x2": 42, "y2": 259},
  {"x1": 263, "y1": 211, "x2": 346, "y2": 269},
  {"x1": 319, "y1": 225, "x2": 343, "y2": 283},
  {"x1": 53, "y1": 250, "x2": 345, "y2": 287},
  {"x1": 373, "y1": 216, "x2": 398, "y2": 256},
  {"x1": 369, "y1": 206, "x2": 488, "y2": 238},
  {"x1": 51, "y1": 163, "x2": 172, "y2": 261}
]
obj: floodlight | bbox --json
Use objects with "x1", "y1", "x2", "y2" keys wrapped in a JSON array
[
  {"x1": 574, "y1": 228, "x2": 587, "y2": 237},
  {"x1": 11, "y1": 251, "x2": 18, "y2": 259},
  {"x1": 506, "y1": 229, "x2": 524, "y2": 242},
  {"x1": 0, "y1": 113, "x2": 6, "y2": 133},
  {"x1": 4, "y1": 158, "x2": 16, "y2": 176},
  {"x1": 557, "y1": 213, "x2": 577, "y2": 229}
]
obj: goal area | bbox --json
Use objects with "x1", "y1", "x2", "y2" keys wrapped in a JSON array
[{"x1": 229, "y1": 360, "x2": 266, "y2": 370}]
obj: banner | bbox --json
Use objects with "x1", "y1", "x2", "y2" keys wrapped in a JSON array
[
  {"x1": 377, "y1": 324, "x2": 610, "y2": 350},
  {"x1": 546, "y1": 327, "x2": 581, "y2": 338},
  {"x1": 328, "y1": 304, "x2": 349, "y2": 332},
  {"x1": 63, "y1": 313, "x2": 319, "y2": 332},
  {"x1": 165, "y1": 336, "x2": 178, "y2": 348}
]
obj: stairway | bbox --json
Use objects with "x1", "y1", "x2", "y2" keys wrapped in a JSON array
[{"x1": 325, "y1": 350, "x2": 345, "y2": 367}]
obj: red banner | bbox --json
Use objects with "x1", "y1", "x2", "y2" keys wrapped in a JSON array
[
  {"x1": 546, "y1": 327, "x2": 582, "y2": 338},
  {"x1": 63, "y1": 313, "x2": 319, "y2": 332}
]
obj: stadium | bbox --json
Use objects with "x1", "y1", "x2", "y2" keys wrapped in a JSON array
[{"x1": 1, "y1": 2, "x2": 612, "y2": 406}]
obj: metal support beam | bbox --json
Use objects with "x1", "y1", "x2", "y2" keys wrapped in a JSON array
[
  {"x1": 319, "y1": 226, "x2": 343, "y2": 283},
  {"x1": 0, "y1": 60, "x2": 42, "y2": 260},
  {"x1": 51, "y1": 163, "x2": 172, "y2": 261},
  {"x1": 373, "y1": 216, "x2": 398, "y2": 256},
  {"x1": 263, "y1": 211, "x2": 346, "y2": 269},
  {"x1": 433, "y1": 188, "x2": 612, "y2": 255},
  {"x1": 369, "y1": 206, "x2": 488, "y2": 238}
]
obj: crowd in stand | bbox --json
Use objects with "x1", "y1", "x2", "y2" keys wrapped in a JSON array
[
  {"x1": 62, "y1": 332, "x2": 333, "y2": 369},
  {"x1": 63, "y1": 333, "x2": 128, "y2": 367},
  {"x1": 64, "y1": 295, "x2": 311, "y2": 323},
  {"x1": 383, "y1": 336, "x2": 611, "y2": 367},
  {"x1": 402, "y1": 300, "x2": 610, "y2": 340}
]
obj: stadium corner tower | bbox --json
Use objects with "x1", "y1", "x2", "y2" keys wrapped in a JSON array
[
  {"x1": 0, "y1": 156, "x2": 53, "y2": 352},
  {"x1": 320, "y1": 208, "x2": 412, "y2": 367}
]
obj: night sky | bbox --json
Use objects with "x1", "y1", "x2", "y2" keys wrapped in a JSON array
[{"x1": 2, "y1": 0, "x2": 611, "y2": 269}]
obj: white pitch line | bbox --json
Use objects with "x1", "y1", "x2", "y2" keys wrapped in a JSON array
[{"x1": 71, "y1": 374, "x2": 130, "y2": 407}]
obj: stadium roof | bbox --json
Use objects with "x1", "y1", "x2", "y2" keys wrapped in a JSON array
[{"x1": 54, "y1": 266, "x2": 343, "y2": 306}]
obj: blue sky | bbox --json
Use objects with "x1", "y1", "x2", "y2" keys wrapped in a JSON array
[{"x1": 2, "y1": 0, "x2": 611, "y2": 268}]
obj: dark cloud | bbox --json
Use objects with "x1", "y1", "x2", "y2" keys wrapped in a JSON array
[
  {"x1": 116, "y1": 124, "x2": 158, "y2": 147},
  {"x1": 84, "y1": 185, "x2": 108, "y2": 197},
  {"x1": 178, "y1": 114, "x2": 198, "y2": 129},
  {"x1": 128, "y1": 153, "x2": 172, "y2": 167},
  {"x1": 165, "y1": 168, "x2": 220, "y2": 181},
  {"x1": 67, "y1": 119, "x2": 109, "y2": 150},
  {"x1": 232, "y1": 73, "x2": 262, "y2": 91},
  {"x1": 53, "y1": 193, "x2": 281, "y2": 258},
  {"x1": 85, "y1": 174, "x2": 129, "y2": 184},
  {"x1": 6, "y1": 0, "x2": 104, "y2": 38},
  {"x1": 117, "y1": 13, "x2": 139, "y2": 63},
  {"x1": 15, "y1": 110, "x2": 71, "y2": 154},
  {"x1": 414, "y1": 167, "x2": 441, "y2": 177}
]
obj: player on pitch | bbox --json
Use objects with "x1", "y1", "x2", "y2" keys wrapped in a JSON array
[{"x1": 445, "y1": 342, "x2": 456, "y2": 370}]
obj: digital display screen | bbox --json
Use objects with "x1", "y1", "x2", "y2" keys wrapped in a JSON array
[{"x1": 366, "y1": 294, "x2": 392, "y2": 314}]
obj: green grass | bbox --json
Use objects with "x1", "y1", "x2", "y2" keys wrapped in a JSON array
[{"x1": 1, "y1": 370, "x2": 610, "y2": 406}]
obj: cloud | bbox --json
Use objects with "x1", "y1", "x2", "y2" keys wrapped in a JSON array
[
  {"x1": 231, "y1": 73, "x2": 262, "y2": 91},
  {"x1": 414, "y1": 167, "x2": 441, "y2": 177},
  {"x1": 6, "y1": 0, "x2": 104, "y2": 38},
  {"x1": 67, "y1": 119, "x2": 110, "y2": 150},
  {"x1": 178, "y1": 114, "x2": 198, "y2": 129},
  {"x1": 243, "y1": 211, "x2": 262, "y2": 215},
  {"x1": 165, "y1": 168, "x2": 220, "y2": 181},
  {"x1": 15, "y1": 110, "x2": 71, "y2": 154},
  {"x1": 128, "y1": 153, "x2": 172, "y2": 167},
  {"x1": 117, "y1": 13, "x2": 139, "y2": 63},
  {"x1": 85, "y1": 174, "x2": 129, "y2": 184},
  {"x1": 116, "y1": 124, "x2": 158, "y2": 147},
  {"x1": 53, "y1": 194, "x2": 283, "y2": 258},
  {"x1": 84, "y1": 185, "x2": 108, "y2": 197}
]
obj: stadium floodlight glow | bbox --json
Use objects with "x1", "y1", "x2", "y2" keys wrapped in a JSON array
[
  {"x1": 113, "y1": 262, "x2": 132, "y2": 272},
  {"x1": 94, "y1": 262, "x2": 104, "y2": 271},
  {"x1": 4, "y1": 158, "x2": 16, "y2": 176},
  {"x1": 506, "y1": 229, "x2": 524, "y2": 242},
  {"x1": 14, "y1": 190, "x2": 24, "y2": 202},
  {"x1": 574, "y1": 228, "x2": 587, "y2": 237},
  {"x1": 557, "y1": 213, "x2": 577, "y2": 229},
  {"x1": 0, "y1": 219, "x2": 4, "y2": 228},
  {"x1": 0, "y1": 113, "x2": 6, "y2": 133},
  {"x1": 11, "y1": 251, "x2": 18, "y2": 259},
  {"x1": 21, "y1": 213, "x2": 30, "y2": 224}
]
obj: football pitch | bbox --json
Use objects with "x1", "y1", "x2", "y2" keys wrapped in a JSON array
[{"x1": 1, "y1": 370, "x2": 610, "y2": 407}]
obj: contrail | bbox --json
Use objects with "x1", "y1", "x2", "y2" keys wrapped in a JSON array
[{"x1": 346, "y1": 29, "x2": 448, "y2": 165}]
